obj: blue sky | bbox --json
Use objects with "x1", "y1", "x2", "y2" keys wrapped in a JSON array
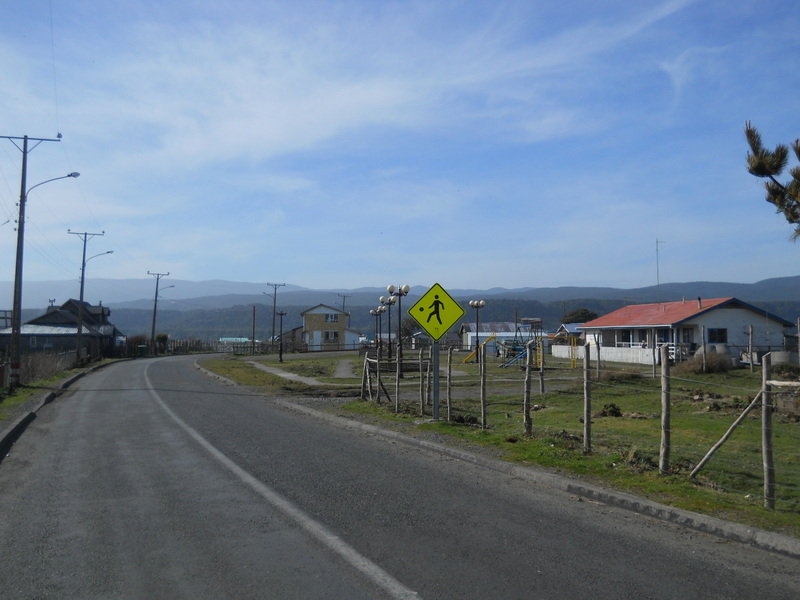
[{"x1": 1, "y1": 0, "x2": 799, "y2": 303}]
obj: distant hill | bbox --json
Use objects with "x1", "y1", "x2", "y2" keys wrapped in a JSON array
[
  {"x1": 4, "y1": 276, "x2": 799, "y2": 340},
  {"x1": 3, "y1": 276, "x2": 800, "y2": 311}
]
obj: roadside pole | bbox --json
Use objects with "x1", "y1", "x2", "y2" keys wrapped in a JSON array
[
  {"x1": 408, "y1": 283, "x2": 464, "y2": 423},
  {"x1": 432, "y1": 341, "x2": 440, "y2": 420}
]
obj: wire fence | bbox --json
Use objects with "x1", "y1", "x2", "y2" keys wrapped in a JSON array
[{"x1": 361, "y1": 344, "x2": 800, "y2": 512}]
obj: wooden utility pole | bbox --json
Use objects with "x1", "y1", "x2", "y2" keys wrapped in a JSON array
[
  {"x1": 266, "y1": 282, "x2": 285, "y2": 352},
  {"x1": 277, "y1": 311, "x2": 287, "y2": 362}
]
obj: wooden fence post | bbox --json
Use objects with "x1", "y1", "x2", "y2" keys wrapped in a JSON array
[
  {"x1": 447, "y1": 346, "x2": 453, "y2": 421},
  {"x1": 523, "y1": 340, "x2": 533, "y2": 436},
  {"x1": 361, "y1": 355, "x2": 371, "y2": 401},
  {"x1": 660, "y1": 344, "x2": 671, "y2": 474},
  {"x1": 419, "y1": 348, "x2": 425, "y2": 416},
  {"x1": 395, "y1": 340, "x2": 401, "y2": 413},
  {"x1": 583, "y1": 342, "x2": 591, "y2": 454},
  {"x1": 701, "y1": 325, "x2": 707, "y2": 374},
  {"x1": 480, "y1": 345, "x2": 487, "y2": 430},
  {"x1": 538, "y1": 340, "x2": 545, "y2": 394},
  {"x1": 762, "y1": 353, "x2": 775, "y2": 509},
  {"x1": 595, "y1": 338, "x2": 601, "y2": 379},
  {"x1": 689, "y1": 391, "x2": 762, "y2": 478}
]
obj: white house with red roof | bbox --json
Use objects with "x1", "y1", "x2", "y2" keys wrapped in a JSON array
[{"x1": 558, "y1": 297, "x2": 793, "y2": 365}]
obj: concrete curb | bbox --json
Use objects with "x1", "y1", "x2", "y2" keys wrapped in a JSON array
[
  {"x1": 5, "y1": 360, "x2": 795, "y2": 560},
  {"x1": 0, "y1": 361, "x2": 121, "y2": 463},
  {"x1": 192, "y1": 360, "x2": 799, "y2": 559},
  {"x1": 267, "y1": 396, "x2": 800, "y2": 560}
]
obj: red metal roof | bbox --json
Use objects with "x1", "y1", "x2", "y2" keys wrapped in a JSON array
[{"x1": 580, "y1": 297, "x2": 736, "y2": 329}]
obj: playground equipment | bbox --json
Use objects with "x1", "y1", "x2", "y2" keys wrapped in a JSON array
[
  {"x1": 462, "y1": 334, "x2": 496, "y2": 363},
  {"x1": 499, "y1": 317, "x2": 545, "y2": 368}
]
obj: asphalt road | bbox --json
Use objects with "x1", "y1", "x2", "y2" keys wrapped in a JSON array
[{"x1": 0, "y1": 355, "x2": 798, "y2": 599}]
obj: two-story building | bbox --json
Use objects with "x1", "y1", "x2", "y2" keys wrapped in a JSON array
[{"x1": 300, "y1": 304, "x2": 361, "y2": 351}]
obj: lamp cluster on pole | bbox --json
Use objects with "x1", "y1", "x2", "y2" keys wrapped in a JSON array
[
  {"x1": 378, "y1": 294, "x2": 397, "y2": 360},
  {"x1": 387, "y1": 284, "x2": 410, "y2": 374},
  {"x1": 369, "y1": 305, "x2": 386, "y2": 399},
  {"x1": 469, "y1": 299, "x2": 486, "y2": 363}
]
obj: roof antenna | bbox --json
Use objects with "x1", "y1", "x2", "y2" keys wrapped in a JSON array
[{"x1": 656, "y1": 239, "x2": 666, "y2": 303}]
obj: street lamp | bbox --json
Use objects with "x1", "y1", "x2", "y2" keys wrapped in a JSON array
[
  {"x1": 379, "y1": 295, "x2": 396, "y2": 361},
  {"x1": 388, "y1": 284, "x2": 410, "y2": 376},
  {"x1": 469, "y1": 300, "x2": 486, "y2": 363},
  {"x1": 370, "y1": 309, "x2": 379, "y2": 349},
  {"x1": 72, "y1": 239, "x2": 112, "y2": 365},
  {"x1": 9, "y1": 171, "x2": 80, "y2": 388},
  {"x1": 374, "y1": 304, "x2": 387, "y2": 366},
  {"x1": 148, "y1": 271, "x2": 170, "y2": 351},
  {"x1": 266, "y1": 282, "x2": 285, "y2": 352}
]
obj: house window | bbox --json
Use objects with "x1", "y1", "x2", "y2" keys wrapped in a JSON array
[
  {"x1": 324, "y1": 314, "x2": 339, "y2": 323},
  {"x1": 324, "y1": 330, "x2": 339, "y2": 342},
  {"x1": 708, "y1": 328, "x2": 727, "y2": 343}
]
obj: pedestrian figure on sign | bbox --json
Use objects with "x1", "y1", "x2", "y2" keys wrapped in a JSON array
[{"x1": 427, "y1": 294, "x2": 444, "y2": 325}]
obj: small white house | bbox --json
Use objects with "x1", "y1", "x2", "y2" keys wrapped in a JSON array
[{"x1": 561, "y1": 297, "x2": 794, "y2": 365}]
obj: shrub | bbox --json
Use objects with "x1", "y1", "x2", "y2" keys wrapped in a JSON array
[
  {"x1": 771, "y1": 363, "x2": 800, "y2": 380},
  {"x1": 673, "y1": 353, "x2": 732, "y2": 375}
]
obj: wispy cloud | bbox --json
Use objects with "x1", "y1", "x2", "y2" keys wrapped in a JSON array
[{"x1": 1, "y1": 0, "x2": 800, "y2": 304}]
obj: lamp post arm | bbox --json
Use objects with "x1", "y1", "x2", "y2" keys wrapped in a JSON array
[{"x1": 26, "y1": 172, "x2": 79, "y2": 196}]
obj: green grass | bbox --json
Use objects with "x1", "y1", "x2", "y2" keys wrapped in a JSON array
[
  {"x1": 201, "y1": 354, "x2": 800, "y2": 538},
  {"x1": 203, "y1": 357, "x2": 362, "y2": 396},
  {"x1": 0, "y1": 364, "x2": 103, "y2": 423},
  {"x1": 0, "y1": 387, "x2": 39, "y2": 422}
]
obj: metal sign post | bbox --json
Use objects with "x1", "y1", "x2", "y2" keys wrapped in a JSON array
[
  {"x1": 408, "y1": 283, "x2": 464, "y2": 421},
  {"x1": 432, "y1": 341, "x2": 440, "y2": 420}
]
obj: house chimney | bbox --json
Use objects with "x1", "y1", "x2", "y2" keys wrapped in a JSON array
[{"x1": 697, "y1": 296, "x2": 702, "y2": 309}]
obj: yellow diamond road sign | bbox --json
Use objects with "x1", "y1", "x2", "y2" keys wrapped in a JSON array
[{"x1": 408, "y1": 283, "x2": 465, "y2": 341}]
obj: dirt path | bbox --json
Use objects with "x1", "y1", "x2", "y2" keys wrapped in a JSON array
[{"x1": 333, "y1": 359, "x2": 356, "y2": 379}]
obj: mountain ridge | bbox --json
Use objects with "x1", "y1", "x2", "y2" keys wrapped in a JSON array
[{"x1": 3, "y1": 276, "x2": 800, "y2": 311}]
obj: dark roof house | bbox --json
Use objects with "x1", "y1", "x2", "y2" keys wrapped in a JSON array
[{"x1": 0, "y1": 299, "x2": 124, "y2": 358}]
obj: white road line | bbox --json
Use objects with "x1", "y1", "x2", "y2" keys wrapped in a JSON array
[{"x1": 144, "y1": 365, "x2": 420, "y2": 600}]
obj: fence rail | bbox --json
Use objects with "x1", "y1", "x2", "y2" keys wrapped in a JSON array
[{"x1": 358, "y1": 344, "x2": 799, "y2": 513}]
